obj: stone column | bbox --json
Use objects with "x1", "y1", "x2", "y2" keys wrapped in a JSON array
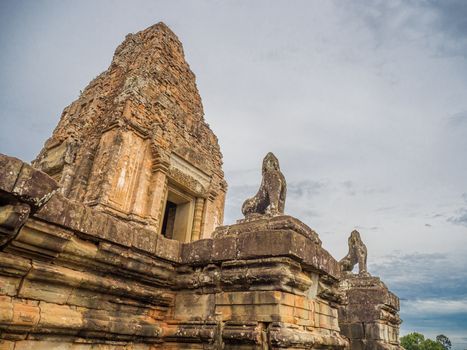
[{"x1": 190, "y1": 197, "x2": 205, "y2": 241}]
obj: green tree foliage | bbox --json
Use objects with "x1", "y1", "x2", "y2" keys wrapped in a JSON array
[
  {"x1": 423, "y1": 339, "x2": 445, "y2": 350},
  {"x1": 436, "y1": 334, "x2": 452, "y2": 350},
  {"x1": 401, "y1": 332, "x2": 426, "y2": 349},
  {"x1": 400, "y1": 332, "x2": 451, "y2": 350}
]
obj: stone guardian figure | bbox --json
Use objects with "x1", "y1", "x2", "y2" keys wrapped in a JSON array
[
  {"x1": 339, "y1": 230, "x2": 370, "y2": 277},
  {"x1": 241, "y1": 152, "x2": 287, "y2": 219}
]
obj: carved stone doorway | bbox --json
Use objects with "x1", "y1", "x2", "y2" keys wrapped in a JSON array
[{"x1": 161, "y1": 186, "x2": 195, "y2": 242}]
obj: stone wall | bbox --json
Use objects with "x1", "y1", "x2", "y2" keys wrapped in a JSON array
[
  {"x1": 1, "y1": 154, "x2": 349, "y2": 349},
  {"x1": 338, "y1": 276, "x2": 402, "y2": 350}
]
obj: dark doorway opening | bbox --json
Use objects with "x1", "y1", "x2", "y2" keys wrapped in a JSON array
[{"x1": 161, "y1": 201, "x2": 177, "y2": 239}]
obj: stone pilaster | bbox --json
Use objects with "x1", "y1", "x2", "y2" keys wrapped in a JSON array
[{"x1": 190, "y1": 197, "x2": 204, "y2": 241}]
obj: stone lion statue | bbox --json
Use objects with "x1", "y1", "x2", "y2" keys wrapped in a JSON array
[
  {"x1": 241, "y1": 152, "x2": 287, "y2": 218},
  {"x1": 339, "y1": 230, "x2": 370, "y2": 276}
]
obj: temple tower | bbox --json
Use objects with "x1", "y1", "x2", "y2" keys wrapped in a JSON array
[{"x1": 33, "y1": 23, "x2": 226, "y2": 242}]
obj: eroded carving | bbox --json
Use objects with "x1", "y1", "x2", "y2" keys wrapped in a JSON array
[
  {"x1": 339, "y1": 230, "x2": 369, "y2": 276},
  {"x1": 0, "y1": 202, "x2": 31, "y2": 246},
  {"x1": 242, "y1": 152, "x2": 286, "y2": 218}
]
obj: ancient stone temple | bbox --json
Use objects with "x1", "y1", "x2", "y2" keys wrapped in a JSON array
[
  {"x1": 0, "y1": 23, "x2": 403, "y2": 349},
  {"x1": 34, "y1": 22, "x2": 226, "y2": 242}
]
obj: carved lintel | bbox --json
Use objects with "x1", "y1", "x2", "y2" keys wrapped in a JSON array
[{"x1": 169, "y1": 153, "x2": 211, "y2": 190}]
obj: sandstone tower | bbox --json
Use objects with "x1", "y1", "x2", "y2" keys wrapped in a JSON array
[
  {"x1": 0, "y1": 22, "x2": 403, "y2": 349},
  {"x1": 34, "y1": 23, "x2": 226, "y2": 242}
]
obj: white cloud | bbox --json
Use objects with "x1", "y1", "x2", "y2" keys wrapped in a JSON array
[{"x1": 404, "y1": 298, "x2": 467, "y2": 315}]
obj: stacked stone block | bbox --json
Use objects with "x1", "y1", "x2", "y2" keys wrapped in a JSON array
[{"x1": 338, "y1": 276, "x2": 402, "y2": 350}]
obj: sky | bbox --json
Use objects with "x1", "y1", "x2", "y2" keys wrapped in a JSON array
[{"x1": 0, "y1": 0, "x2": 466, "y2": 347}]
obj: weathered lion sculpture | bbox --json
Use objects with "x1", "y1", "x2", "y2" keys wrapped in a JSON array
[
  {"x1": 339, "y1": 230, "x2": 370, "y2": 276},
  {"x1": 242, "y1": 152, "x2": 287, "y2": 218}
]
